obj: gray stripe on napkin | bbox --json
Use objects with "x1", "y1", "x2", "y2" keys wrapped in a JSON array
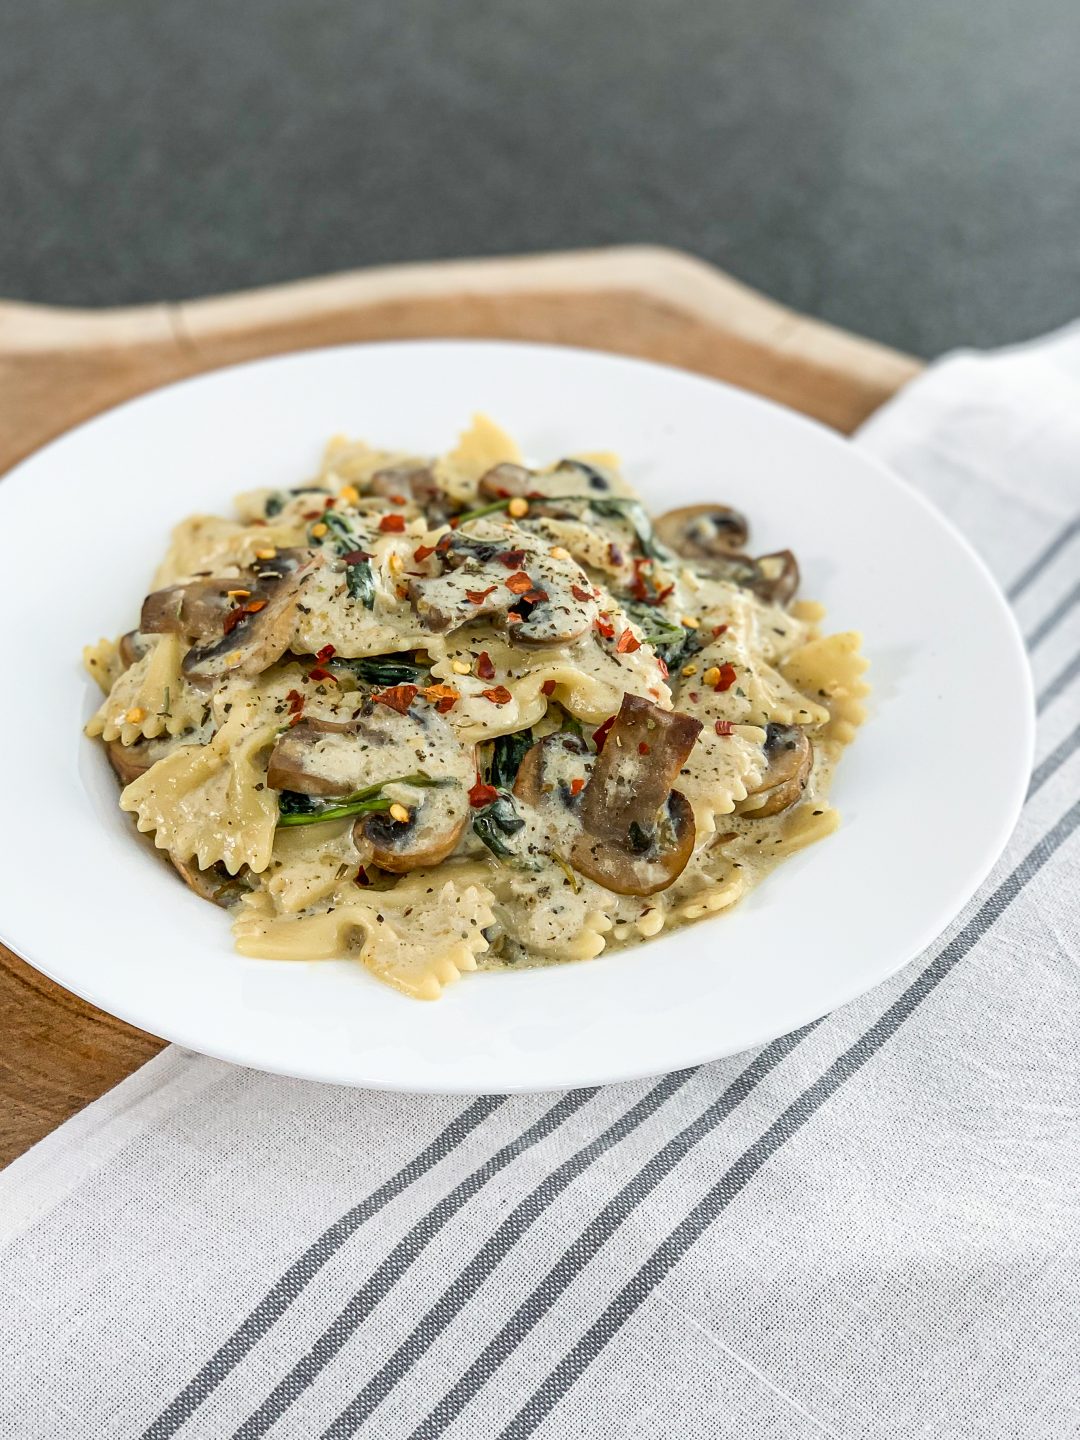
[
  {"x1": 493, "y1": 798, "x2": 1080, "y2": 1440},
  {"x1": 142, "y1": 1094, "x2": 507, "y2": 1440}
]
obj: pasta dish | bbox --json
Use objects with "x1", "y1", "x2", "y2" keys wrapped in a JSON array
[{"x1": 84, "y1": 417, "x2": 868, "y2": 999}]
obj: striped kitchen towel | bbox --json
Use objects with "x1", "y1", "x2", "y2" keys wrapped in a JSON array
[{"x1": 1, "y1": 328, "x2": 1077, "y2": 1440}]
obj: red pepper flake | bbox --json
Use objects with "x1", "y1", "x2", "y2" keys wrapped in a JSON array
[
  {"x1": 638, "y1": 741, "x2": 650, "y2": 755},
  {"x1": 615, "y1": 630, "x2": 641, "y2": 654},
  {"x1": 307, "y1": 666, "x2": 338, "y2": 684},
  {"x1": 315, "y1": 644, "x2": 336, "y2": 662},
  {"x1": 466, "y1": 585, "x2": 497, "y2": 604},
  {"x1": 593, "y1": 613, "x2": 615, "y2": 640},
  {"x1": 342, "y1": 548, "x2": 371, "y2": 566},
  {"x1": 355, "y1": 865, "x2": 371, "y2": 887},
  {"x1": 540, "y1": 679, "x2": 557, "y2": 696},
  {"x1": 469, "y1": 778, "x2": 499, "y2": 808},
  {"x1": 521, "y1": 588, "x2": 549, "y2": 605},
  {"x1": 436, "y1": 534, "x2": 453, "y2": 554},
  {"x1": 302, "y1": 508, "x2": 324, "y2": 520},
  {"x1": 390, "y1": 493, "x2": 408, "y2": 505},
  {"x1": 592, "y1": 715, "x2": 616, "y2": 751},
  {"x1": 285, "y1": 689, "x2": 305, "y2": 712},
  {"x1": 481, "y1": 685, "x2": 513, "y2": 706},
  {"x1": 413, "y1": 543, "x2": 436, "y2": 562},
  {"x1": 476, "y1": 651, "x2": 496, "y2": 680},
  {"x1": 608, "y1": 542, "x2": 625, "y2": 567},
  {"x1": 288, "y1": 711, "x2": 304, "y2": 726},
  {"x1": 222, "y1": 606, "x2": 249, "y2": 635},
  {"x1": 372, "y1": 683, "x2": 418, "y2": 714},
  {"x1": 715, "y1": 719, "x2": 735, "y2": 736},
  {"x1": 655, "y1": 583, "x2": 674, "y2": 603},
  {"x1": 378, "y1": 514, "x2": 406, "y2": 533},
  {"x1": 506, "y1": 611, "x2": 524, "y2": 626},
  {"x1": 712, "y1": 624, "x2": 729, "y2": 638},
  {"x1": 714, "y1": 662, "x2": 738, "y2": 693},
  {"x1": 569, "y1": 777, "x2": 585, "y2": 797},
  {"x1": 505, "y1": 571, "x2": 534, "y2": 595},
  {"x1": 571, "y1": 584, "x2": 592, "y2": 603},
  {"x1": 422, "y1": 683, "x2": 460, "y2": 714},
  {"x1": 497, "y1": 549, "x2": 527, "y2": 569},
  {"x1": 629, "y1": 558, "x2": 650, "y2": 602},
  {"x1": 656, "y1": 657, "x2": 670, "y2": 679},
  {"x1": 688, "y1": 691, "x2": 700, "y2": 703}
]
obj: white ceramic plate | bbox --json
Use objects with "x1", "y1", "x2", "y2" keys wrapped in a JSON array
[{"x1": 0, "y1": 341, "x2": 1033, "y2": 1092}]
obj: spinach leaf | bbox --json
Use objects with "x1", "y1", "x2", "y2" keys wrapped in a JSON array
[
  {"x1": 621, "y1": 600, "x2": 699, "y2": 670},
  {"x1": 487, "y1": 729, "x2": 533, "y2": 790},
  {"x1": 276, "y1": 773, "x2": 445, "y2": 828},
  {"x1": 472, "y1": 791, "x2": 526, "y2": 859},
  {"x1": 328, "y1": 654, "x2": 427, "y2": 687}
]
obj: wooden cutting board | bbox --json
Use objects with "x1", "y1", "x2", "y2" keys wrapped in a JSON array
[{"x1": 0, "y1": 245, "x2": 921, "y2": 1166}]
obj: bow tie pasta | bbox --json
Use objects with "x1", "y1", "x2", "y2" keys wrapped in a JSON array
[{"x1": 85, "y1": 416, "x2": 868, "y2": 999}]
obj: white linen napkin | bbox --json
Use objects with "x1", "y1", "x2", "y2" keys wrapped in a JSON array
[{"x1": 2, "y1": 330, "x2": 1078, "y2": 1440}]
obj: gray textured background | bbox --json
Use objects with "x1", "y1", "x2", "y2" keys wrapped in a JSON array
[{"x1": 3, "y1": 0, "x2": 1079, "y2": 357}]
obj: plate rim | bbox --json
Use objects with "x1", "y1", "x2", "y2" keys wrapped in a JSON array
[{"x1": 0, "y1": 338, "x2": 1036, "y2": 1091}]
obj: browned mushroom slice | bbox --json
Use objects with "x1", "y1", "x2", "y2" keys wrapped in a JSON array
[
  {"x1": 679, "y1": 548, "x2": 799, "y2": 606},
  {"x1": 407, "y1": 533, "x2": 594, "y2": 646},
  {"x1": 752, "y1": 550, "x2": 800, "y2": 606},
  {"x1": 654, "y1": 503, "x2": 749, "y2": 557},
  {"x1": 169, "y1": 854, "x2": 252, "y2": 907},
  {"x1": 106, "y1": 737, "x2": 154, "y2": 786},
  {"x1": 368, "y1": 464, "x2": 449, "y2": 524},
  {"x1": 118, "y1": 630, "x2": 150, "y2": 669},
  {"x1": 735, "y1": 723, "x2": 812, "y2": 818},
  {"x1": 181, "y1": 553, "x2": 321, "y2": 686},
  {"x1": 570, "y1": 694, "x2": 703, "y2": 896},
  {"x1": 268, "y1": 702, "x2": 474, "y2": 872},
  {"x1": 477, "y1": 463, "x2": 535, "y2": 501},
  {"x1": 140, "y1": 579, "x2": 244, "y2": 640},
  {"x1": 266, "y1": 717, "x2": 364, "y2": 795},
  {"x1": 105, "y1": 732, "x2": 187, "y2": 786},
  {"x1": 356, "y1": 784, "x2": 469, "y2": 873},
  {"x1": 513, "y1": 733, "x2": 590, "y2": 809}
]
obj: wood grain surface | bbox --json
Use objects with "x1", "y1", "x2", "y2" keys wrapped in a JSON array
[{"x1": 0, "y1": 245, "x2": 921, "y2": 1167}]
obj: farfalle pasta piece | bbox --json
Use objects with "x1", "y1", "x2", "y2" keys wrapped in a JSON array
[
  {"x1": 83, "y1": 636, "x2": 124, "y2": 695},
  {"x1": 262, "y1": 819, "x2": 363, "y2": 914},
  {"x1": 781, "y1": 632, "x2": 870, "y2": 745},
  {"x1": 151, "y1": 515, "x2": 309, "y2": 586},
  {"x1": 428, "y1": 622, "x2": 670, "y2": 741},
  {"x1": 233, "y1": 877, "x2": 496, "y2": 999},
  {"x1": 86, "y1": 633, "x2": 206, "y2": 744},
  {"x1": 489, "y1": 859, "x2": 614, "y2": 962},
  {"x1": 119, "y1": 699, "x2": 280, "y2": 874},
  {"x1": 432, "y1": 414, "x2": 524, "y2": 507},
  {"x1": 674, "y1": 722, "x2": 768, "y2": 836}
]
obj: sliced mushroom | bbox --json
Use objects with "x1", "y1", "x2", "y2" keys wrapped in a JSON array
[
  {"x1": 118, "y1": 630, "x2": 149, "y2": 669},
  {"x1": 569, "y1": 694, "x2": 702, "y2": 896},
  {"x1": 752, "y1": 550, "x2": 800, "y2": 606},
  {"x1": 678, "y1": 547, "x2": 799, "y2": 606},
  {"x1": 358, "y1": 783, "x2": 469, "y2": 872},
  {"x1": 266, "y1": 701, "x2": 475, "y2": 873},
  {"x1": 181, "y1": 552, "x2": 321, "y2": 686},
  {"x1": 512, "y1": 733, "x2": 590, "y2": 809},
  {"x1": 407, "y1": 529, "x2": 594, "y2": 646},
  {"x1": 141, "y1": 578, "x2": 244, "y2": 640},
  {"x1": 169, "y1": 854, "x2": 251, "y2": 907},
  {"x1": 478, "y1": 462, "x2": 535, "y2": 501},
  {"x1": 654, "y1": 503, "x2": 749, "y2": 557},
  {"x1": 106, "y1": 737, "x2": 154, "y2": 786},
  {"x1": 735, "y1": 723, "x2": 812, "y2": 818},
  {"x1": 266, "y1": 717, "x2": 365, "y2": 795}
]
